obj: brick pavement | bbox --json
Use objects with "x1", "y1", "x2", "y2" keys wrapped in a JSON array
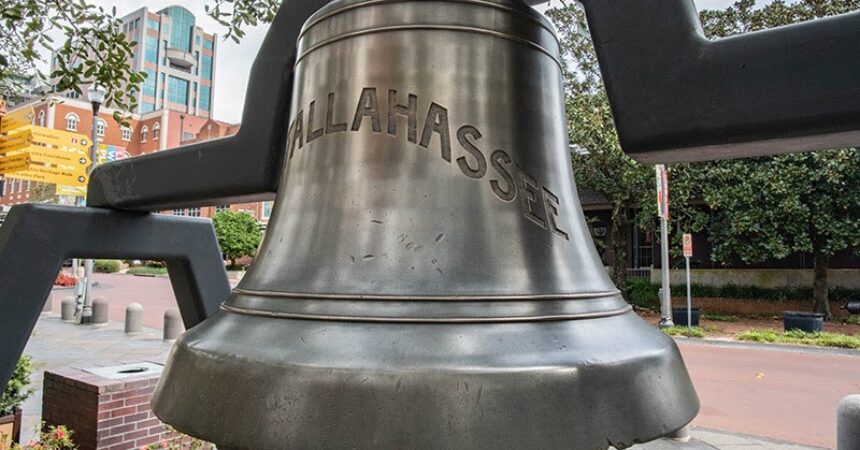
[{"x1": 18, "y1": 312, "x2": 824, "y2": 449}]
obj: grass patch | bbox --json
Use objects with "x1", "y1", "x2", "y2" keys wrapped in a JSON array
[
  {"x1": 702, "y1": 313, "x2": 739, "y2": 322},
  {"x1": 737, "y1": 329, "x2": 860, "y2": 349},
  {"x1": 841, "y1": 315, "x2": 860, "y2": 325},
  {"x1": 127, "y1": 266, "x2": 168, "y2": 276},
  {"x1": 661, "y1": 326, "x2": 706, "y2": 338}
]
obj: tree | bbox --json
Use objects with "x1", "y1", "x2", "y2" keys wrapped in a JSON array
[
  {"x1": 212, "y1": 211, "x2": 262, "y2": 268},
  {"x1": 0, "y1": 1, "x2": 278, "y2": 119},
  {"x1": 698, "y1": 0, "x2": 860, "y2": 319}
]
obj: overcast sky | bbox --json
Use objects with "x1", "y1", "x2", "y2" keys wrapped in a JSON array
[{"x1": 54, "y1": 0, "x2": 739, "y2": 123}]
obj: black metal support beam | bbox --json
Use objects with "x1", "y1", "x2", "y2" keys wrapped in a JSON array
[
  {"x1": 0, "y1": 204, "x2": 230, "y2": 391},
  {"x1": 86, "y1": 0, "x2": 332, "y2": 211},
  {"x1": 580, "y1": 0, "x2": 860, "y2": 163}
]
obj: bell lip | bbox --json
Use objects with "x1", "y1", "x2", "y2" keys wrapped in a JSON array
[
  {"x1": 152, "y1": 309, "x2": 700, "y2": 450},
  {"x1": 224, "y1": 288, "x2": 632, "y2": 322}
]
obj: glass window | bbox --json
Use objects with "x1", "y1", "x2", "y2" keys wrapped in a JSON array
[
  {"x1": 143, "y1": 69, "x2": 156, "y2": 97},
  {"x1": 121, "y1": 126, "x2": 131, "y2": 141},
  {"x1": 199, "y1": 85, "x2": 211, "y2": 111},
  {"x1": 153, "y1": 122, "x2": 161, "y2": 139},
  {"x1": 38, "y1": 111, "x2": 45, "y2": 126},
  {"x1": 200, "y1": 54, "x2": 213, "y2": 80},
  {"x1": 162, "y1": 6, "x2": 195, "y2": 51},
  {"x1": 141, "y1": 126, "x2": 148, "y2": 142},
  {"x1": 147, "y1": 18, "x2": 160, "y2": 31},
  {"x1": 194, "y1": 51, "x2": 199, "y2": 75},
  {"x1": 144, "y1": 37, "x2": 159, "y2": 64},
  {"x1": 215, "y1": 205, "x2": 230, "y2": 213},
  {"x1": 96, "y1": 119, "x2": 106, "y2": 137},
  {"x1": 262, "y1": 201, "x2": 273, "y2": 218},
  {"x1": 203, "y1": 39, "x2": 213, "y2": 50},
  {"x1": 167, "y1": 76, "x2": 189, "y2": 106},
  {"x1": 172, "y1": 208, "x2": 185, "y2": 216},
  {"x1": 142, "y1": 102, "x2": 155, "y2": 113},
  {"x1": 195, "y1": 35, "x2": 201, "y2": 46},
  {"x1": 65, "y1": 113, "x2": 79, "y2": 131},
  {"x1": 188, "y1": 207, "x2": 201, "y2": 217}
]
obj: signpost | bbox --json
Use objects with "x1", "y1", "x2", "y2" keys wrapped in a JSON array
[
  {"x1": 0, "y1": 154, "x2": 32, "y2": 174},
  {"x1": 656, "y1": 164, "x2": 673, "y2": 327},
  {"x1": 683, "y1": 233, "x2": 693, "y2": 330},
  {"x1": 0, "y1": 107, "x2": 34, "y2": 134}
]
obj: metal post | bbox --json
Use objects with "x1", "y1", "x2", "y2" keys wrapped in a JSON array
[
  {"x1": 80, "y1": 83, "x2": 104, "y2": 324},
  {"x1": 659, "y1": 213, "x2": 673, "y2": 327},
  {"x1": 685, "y1": 256, "x2": 691, "y2": 330}
]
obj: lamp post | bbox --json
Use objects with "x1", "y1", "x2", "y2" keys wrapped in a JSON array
[
  {"x1": 79, "y1": 82, "x2": 105, "y2": 324},
  {"x1": 180, "y1": 114, "x2": 186, "y2": 142}
]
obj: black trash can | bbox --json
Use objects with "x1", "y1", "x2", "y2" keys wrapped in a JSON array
[
  {"x1": 783, "y1": 311, "x2": 824, "y2": 333},
  {"x1": 672, "y1": 307, "x2": 700, "y2": 327}
]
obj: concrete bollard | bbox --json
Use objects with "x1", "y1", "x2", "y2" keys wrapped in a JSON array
[
  {"x1": 838, "y1": 395, "x2": 860, "y2": 450},
  {"x1": 91, "y1": 297, "x2": 109, "y2": 324},
  {"x1": 125, "y1": 303, "x2": 143, "y2": 334},
  {"x1": 61, "y1": 296, "x2": 76, "y2": 321},
  {"x1": 163, "y1": 308, "x2": 184, "y2": 341},
  {"x1": 668, "y1": 425, "x2": 691, "y2": 442}
]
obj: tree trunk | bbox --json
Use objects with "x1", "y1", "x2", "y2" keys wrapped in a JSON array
[
  {"x1": 610, "y1": 203, "x2": 629, "y2": 296},
  {"x1": 812, "y1": 248, "x2": 831, "y2": 320}
]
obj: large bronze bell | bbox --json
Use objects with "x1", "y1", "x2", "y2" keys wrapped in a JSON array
[{"x1": 152, "y1": 0, "x2": 698, "y2": 448}]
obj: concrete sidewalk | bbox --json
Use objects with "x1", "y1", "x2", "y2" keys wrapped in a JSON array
[{"x1": 18, "y1": 313, "x2": 824, "y2": 449}]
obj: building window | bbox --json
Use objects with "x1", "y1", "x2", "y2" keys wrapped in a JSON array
[
  {"x1": 167, "y1": 76, "x2": 190, "y2": 106},
  {"x1": 199, "y1": 85, "x2": 211, "y2": 111},
  {"x1": 147, "y1": 18, "x2": 160, "y2": 31},
  {"x1": 215, "y1": 205, "x2": 230, "y2": 213},
  {"x1": 203, "y1": 38, "x2": 213, "y2": 50},
  {"x1": 65, "y1": 113, "x2": 79, "y2": 131},
  {"x1": 145, "y1": 37, "x2": 159, "y2": 64},
  {"x1": 96, "y1": 119, "x2": 106, "y2": 137},
  {"x1": 201, "y1": 54, "x2": 213, "y2": 81},
  {"x1": 38, "y1": 111, "x2": 45, "y2": 126},
  {"x1": 141, "y1": 126, "x2": 149, "y2": 142},
  {"x1": 188, "y1": 207, "x2": 201, "y2": 217},
  {"x1": 262, "y1": 201, "x2": 273, "y2": 219},
  {"x1": 162, "y1": 6, "x2": 196, "y2": 51},
  {"x1": 195, "y1": 35, "x2": 201, "y2": 46},
  {"x1": 172, "y1": 208, "x2": 185, "y2": 216},
  {"x1": 153, "y1": 123, "x2": 160, "y2": 140},
  {"x1": 182, "y1": 132, "x2": 194, "y2": 142},
  {"x1": 121, "y1": 126, "x2": 132, "y2": 141}
]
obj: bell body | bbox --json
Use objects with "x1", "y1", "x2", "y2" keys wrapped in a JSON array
[{"x1": 152, "y1": 0, "x2": 698, "y2": 448}]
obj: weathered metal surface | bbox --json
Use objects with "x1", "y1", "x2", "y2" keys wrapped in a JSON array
[
  {"x1": 0, "y1": 204, "x2": 230, "y2": 391},
  {"x1": 152, "y1": 0, "x2": 698, "y2": 448},
  {"x1": 580, "y1": 0, "x2": 860, "y2": 163}
]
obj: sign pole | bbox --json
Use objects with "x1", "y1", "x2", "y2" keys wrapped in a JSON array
[
  {"x1": 682, "y1": 233, "x2": 693, "y2": 330},
  {"x1": 656, "y1": 165, "x2": 673, "y2": 327}
]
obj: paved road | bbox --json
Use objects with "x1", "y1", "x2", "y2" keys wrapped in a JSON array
[{"x1": 46, "y1": 274, "x2": 860, "y2": 448}]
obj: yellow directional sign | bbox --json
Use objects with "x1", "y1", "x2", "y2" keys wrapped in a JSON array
[
  {"x1": 28, "y1": 126, "x2": 89, "y2": 151},
  {"x1": 0, "y1": 153, "x2": 32, "y2": 174},
  {"x1": 22, "y1": 146, "x2": 90, "y2": 170},
  {"x1": 0, "y1": 107, "x2": 35, "y2": 134},
  {"x1": 57, "y1": 185, "x2": 87, "y2": 197},
  {"x1": 9, "y1": 166, "x2": 88, "y2": 186},
  {"x1": 0, "y1": 132, "x2": 33, "y2": 154}
]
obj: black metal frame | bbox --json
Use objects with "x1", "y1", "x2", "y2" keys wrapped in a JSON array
[{"x1": 0, "y1": 204, "x2": 231, "y2": 389}]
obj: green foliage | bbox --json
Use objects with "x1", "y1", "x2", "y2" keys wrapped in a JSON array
[
  {"x1": 144, "y1": 260, "x2": 166, "y2": 268},
  {"x1": 737, "y1": 329, "x2": 860, "y2": 349},
  {"x1": 0, "y1": 356, "x2": 33, "y2": 416},
  {"x1": 126, "y1": 266, "x2": 167, "y2": 276},
  {"x1": 2, "y1": 424, "x2": 76, "y2": 450},
  {"x1": 701, "y1": 313, "x2": 740, "y2": 323},
  {"x1": 205, "y1": 0, "x2": 279, "y2": 43},
  {"x1": 661, "y1": 327, "x2": 706, "y2": 338},
  {"x1": 93, "y1": 259, "x2": 121, "y2": 273},
  {"x1": 212, "y1": 211, "x2": 262, "y2": 266},
  {"x1": 626, "y1": 278, "x2": 660, "y2": 309},
  {"x1": 626, "y1": 279, "x2": 860, "y2": 303}
]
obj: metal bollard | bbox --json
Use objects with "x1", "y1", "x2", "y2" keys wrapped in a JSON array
[
  {"x1": 163, "y1": 308, "x2": 184, "y2": 341},
  {"x1": 125, "y1": 303, "x2": 143, "y2": 334},
  {"x1": 60, "y1": 296, "x2": 76, "y2": 322},
  {"x1": 838, "y1": 395, "x2": 860, "y2": 450},
  {"x1": 91, "y1": 297, "x2": 109, "y2": 324},
  {"x1": 668, "y1": 425, "x2": 691, "y2": 442}
]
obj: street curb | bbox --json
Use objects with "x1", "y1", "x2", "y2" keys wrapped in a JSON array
[
  {"x1": 674, "y1": 336, "x2": 860, "y2": 357},
  {"x1": 690, "y1": 426, "x2": 830, "y2": 450}
]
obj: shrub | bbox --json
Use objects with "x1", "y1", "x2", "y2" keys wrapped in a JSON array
[
  {"x1": 127, "y1": 266, "x2": 168, "y2": 276},
  {"x1": 144, "y1": 260, "x2": 167, "y2": 268},
  {"x1": 625, "y1": 279, "x2": 860, "y2": 303},
  {"x1": 1, "y1": 424, "x2": 75, "y2": 450},
  {"x1": 661, "y1": 326, "x2": 706, "y2": 338},
  {"x1": 737, "y1": 329, "x2": 860, "y2": 349},
  {"x1": 0, "y1": 356, "x2": 33, "y2": 417},
  {"x1": 626, "y1": 278, "x2": 659, "y2": 308},
  {"x1": 93, "y1": 260, "x2": 121, "y2": 273},
  {"x1": 54, "y1": 272, "x2": 77, "y2": 287}
]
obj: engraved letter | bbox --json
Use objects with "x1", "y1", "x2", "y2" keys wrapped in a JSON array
[
  {"x1": 419, "y1": 102, "x2": 452, "y2": 162},
  {"x1": 489, "y1": 150, "x2": 516, "y2": 202},
  {"x1": 456, "y1": 125, "x2": 486, "y2": 179},
  {"x1": 388, "y1": 89, "x2": 417, "y2": 143},
  {"x1": 519, "y1": 169, "x2": 547, "y2": 229},
  {"x1": 288, "y1": 109, "x2": 304, "y2": 159},
  {"x1": 351, "y1": 88, "x2": 382, "y2": 133},
  {"x1": 325, "y1": 92, "x2": 348, "y2": 134},
  {"x1": 306, "y1": 100, "x2": 324, "y2": 143},
  {"x1": 543, "y1": 188, "x2": 569, "y2": 241}
]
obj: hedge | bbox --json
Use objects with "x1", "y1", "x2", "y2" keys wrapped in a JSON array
[{"x1": 94, "y1": 259, "x2": 121, "y2": 273}]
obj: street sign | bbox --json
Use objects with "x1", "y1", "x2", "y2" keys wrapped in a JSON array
[
  {"x1": 23, "y1": 146, "x2": 90, "y2": 170},
  {"x1": 0, "y1": 154, "x2": 32, "y2": 174},
  {"x1": 57, "y1": 185, "x2": 87, "y2": 197},
  {"x1": 9, "y1": 167, "x2": 87, "y2": 186},
  {"x1": 655, "y1": 164, "x2": 669, "y2": 220},
  {"x1": 683, "y1": 233, "x2": 693, "y2": 257},
  {"x1": 0, "y1": 132, "x2": 33, "y2": 154},
  {"x1": 0, "y1": 107, "x2": 35, "y2": 134},
  {"x1": 28, "y1": 126, "x2": 89, "y2": 151}
]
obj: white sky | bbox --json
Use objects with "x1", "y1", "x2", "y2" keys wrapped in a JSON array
[{"x1": 40, "y1": 0, "x2": 738, "y2": 123}]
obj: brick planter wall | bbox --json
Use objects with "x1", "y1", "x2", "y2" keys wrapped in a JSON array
[{"x1": 42, "y1": 363, "x2": 168, "y2": 450}]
